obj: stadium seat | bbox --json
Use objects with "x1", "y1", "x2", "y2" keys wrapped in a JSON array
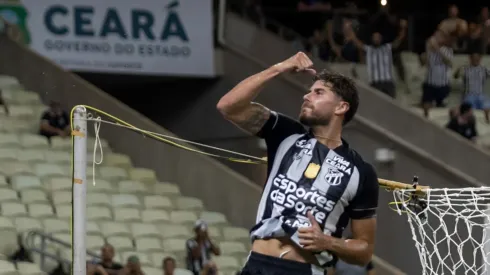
[
  {"x1": 20, "y1": 134, "x2": 49, "y2": 149},
  {"x1": 0, "y1": 161, "x2": 33, "y2": 177},
  {"x1": 143, "y1": 195, "x2": 173, "y2": 210},
  {"x1": 107, "y1": 236, "x2": 134, "y2": 252},
  {"x1": 118, "y1": 180, "x2": 150, "y2": 194},
  {"x1": 0, "y1": 133, "x2": 20, "y2": 147},
  {"x1": 161, "y1": 239, "x2": 187, "y2": 256},
  {"x1": 42, "y1": 218, "x2": 69, "y2": 234},
  {"x1": 86, "y1": 179, "x2": 114, "y2": 193},
  {"x1": 214, "y1": 256, "x2": 241, "y2": 272},
  {"x1": 87, "y1": 235, "x2": 105, "y2": 251},
  {"x1": 7, "y1": 91, "x2": 41, "y2": 105},
  {"x1": 1, "y1": 202, "x2": 28, "y2": 217},
  {"x1": 51, "y1": 191, "x2": 71, "y2": 205},
  {"x1": 0, "y1": 148, "x2": 18, "y2": 161},
  {"x1": 158, "y1": 224, "x2": 191, "y2": 239},
  {"x1": 0, "y1": 75, "x2": 20, "y2": 88},
  {"x1": 141, "y1": 209, "x2": 170, "y2": 224},
  {"x1": 14, "y1": 217, "x2": 43, "y2": 233},
  {"x1": 222, "y1": 227, "x2": 250, "y2": 243},
  {"x1": 0, "y1": 175, "x2": 7, "y2": 187},
  {"x1": 100, "y1": 221, "x2": 132, "y2": 238},
  {"x1": 129, "y1": 168, "x2": 157, "y2": 184},
  {"x1": 28, "y1": 203, "x2": 55, "y2": 218},
  {"x1": 142, "y1": 267, "x2": 161, "y2": 275},
  {"x1": 170, "y1": 211, "x2": 198, "y2": 225},
  {"x1": 175, "y1": 197, "x2": 204, "y2": 211},
  {"x1": 18, "y1": 150, "x2": 45, "y2": 163},
  {"x1": 34, "y1": 163, "x2": 65, "y2": 178},
  {"x1": 111, "y1": 194, "x2": 141, "y2": 208},
  {"x1": 207, "y1": 226, "x2": 223, "y2": 240},
  {"x1": 131, "y1": 223, "x2": 160, "y2": 239},
  {"x1": 16, "y1": 262, "x2": 45, "y2": 275},
  {"x1": 87, "y1": 193, "x2": 111, "y2": 207},
  {"x1": 114, "y1": 208, "x2": 141, "y2": 222},
  {"x1": 50, "y1": 137, "x2": 71, "y2": 150},
  {"x1": 0, "y1": 260, "x2": 17, "y2": 275},
  {"x1": 105, "y1": 153, "x2": 132, "y2": 168},
  {"x1": 87, "y1": 206, "x2": 112, "y2": 221},
  {"x1": 99, "y1": 166, "x2": 128, "y2": 182},
  {"x1": 87, "y1": 221, "x2": 102, "y2": 236},
  {"x1": 200, "y1": 211, "x2": 227, "y2": 226},
  {"x1": 45, "y1": 177, "x2": 71, "y2": 192},
  {"x1": 220, "y1": 241, "x2": 248, "y2": 257},
  {"x1": 0, "y1": 188, "x2": 19, "y2": 202},
  {"x1": 8, "y1": 105, "x2": 34, "y2": 119},
  {"x1": 135, "y1": 237, "x2": 164, "y2": 252},
  {"x1": 44, "y1": 151, "x2": 71, "y2": 163},
  {"x1": 54, "y1": 205, "x2": 71, "y2": 220},
  {"x1": 173, "y1": 269, "x2": 194, "y2": 275},
  {"x1": 20, "y1": 189, "x2": 49, "y2": 204},
  {"x1": 11, "y1": 175, "x2": 42, "y2": 190},
  {"x1": 0, "y1": 217, "x2": 19, "y2": 256},
  {"x1": 153, "y1": 182, "x2": 181, "y2": 195}
]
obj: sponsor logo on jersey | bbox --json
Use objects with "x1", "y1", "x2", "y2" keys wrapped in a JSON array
[
  {"x1": 325, "y1": 155, "x2": 352, "y2": 175},
  {"x1": 270, "y1": 174, "x2": 336, "y2": 227}
]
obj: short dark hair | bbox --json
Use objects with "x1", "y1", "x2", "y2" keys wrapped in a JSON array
[
  {"x1": 460, "y1": 102, "x2": 472, "y2": 114},
  {"x1": 313, "y1": 70, "x2": 359, "y2": 125},
  {"x1": 163, "y1": 256, "x2": 176, "y2": 266}
]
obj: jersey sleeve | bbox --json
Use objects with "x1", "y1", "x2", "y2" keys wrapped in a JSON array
[
  {"x1": 348, "y1": 163, "x2": 379, "y2": 220},
  {"x1": 256, "y1": 111, "x2": 306, "y2": 152}
]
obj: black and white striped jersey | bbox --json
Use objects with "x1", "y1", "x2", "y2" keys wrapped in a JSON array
[
  {"x1": 461, "y1": 65, "x2": 490, "y2": 95},
  {"x1": 364, "y1": 43, "x2": 394, "y2": 83},
  {"x1": 425, "y1": 46, "x2": 453, "y2": 87},
  {"x1": 250, "y1": 111, "x2": 379, "y2": 268}
]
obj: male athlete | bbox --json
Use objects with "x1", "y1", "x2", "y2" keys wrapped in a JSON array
[{"x1": 217, "y1": 52, "x2": 379, "y2": 275}]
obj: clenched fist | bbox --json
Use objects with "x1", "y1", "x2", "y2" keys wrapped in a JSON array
[{"x1": 274, "y1": 52, "x2": 316, "y2": 75}]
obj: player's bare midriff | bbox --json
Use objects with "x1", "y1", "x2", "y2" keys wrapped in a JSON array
[{"x1": 252, "y1": 237, "x2": 320, "y2": 265}]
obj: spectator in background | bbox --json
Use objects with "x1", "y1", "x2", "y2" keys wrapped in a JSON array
[
  {"x1": 446, "y1": 102, "x2": 478, "y2": 141},
  {"x1": 297, "y1": 0, "x2": 331, "y2": 12},
  {"x1": 346, "y1": 19, "x2": 407, "y2": 98},
  {"x1": 92, "y1": 244, "x2": 123, "y2": 275},
  {"x1": 39, "y1": 100, "x2": 70, "y2": 139},
  {"x1": 163, "y1": 257, "x2": 176, "y2": 275},
  {"x1": 186, "y1": 220, "x2": 220, "y2": 275},
  {"x1": 120, "y1": 255, "x2": 144, "y2": 275},
  {"x1": 454, "y1": 52, "x2": 490, "y2": 123},
  {"x1": 478, "y1": 7, "x2": 490, "y2": 53},
  {"x1": 422, "y1": 37, "x2": 453, "y2": 118},
  {"x1": 87, "y1": 263, "x2": 109, "y2": 275}
]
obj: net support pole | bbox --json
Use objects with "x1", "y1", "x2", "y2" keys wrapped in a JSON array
[{"x1": 72, "y1": 106, "x2": 87, "y2": 275}]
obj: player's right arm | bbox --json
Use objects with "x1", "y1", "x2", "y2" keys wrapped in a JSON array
[{"x1": 216, "y1": 52, "x2": 316, "y2": 135}]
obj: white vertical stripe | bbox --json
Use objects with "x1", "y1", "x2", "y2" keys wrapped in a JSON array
[{"x1": 255, "y1": 134, "x2": 303, "y2": 223}]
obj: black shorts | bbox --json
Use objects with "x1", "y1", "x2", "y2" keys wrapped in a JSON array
[
  {"x1": 422, "y1": 83, "x2": 450, "y2": 106},
  {"x1": 241, "y1": 252, "x2": 324, "y2": 275},
  {"x1": 371, "y1": 81, "x2": 396, "y2": 98}
]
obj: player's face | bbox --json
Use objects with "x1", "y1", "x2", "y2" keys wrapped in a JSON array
[
  {"x1": 372, "y1": 33, "x2": 382, "y2": 45},
  {"x1": 470, "y1": 53, "x2": 481, "y2": 66},
  {"x1": 300, "y1": 80, "x2": 344, "y2": 126}
]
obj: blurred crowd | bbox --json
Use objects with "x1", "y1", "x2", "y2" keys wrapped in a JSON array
[{"x1": 234, "y1": 0, "x2": 490, "y2": 147}]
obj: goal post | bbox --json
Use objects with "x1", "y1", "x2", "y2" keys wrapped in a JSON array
[{"x1": 71, "y1": 106, "x2": 88, "y2": 275}]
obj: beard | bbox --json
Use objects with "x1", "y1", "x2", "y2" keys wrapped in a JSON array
[{"x1": 299, "y1": 112, "x2": 330, "y2": 126}]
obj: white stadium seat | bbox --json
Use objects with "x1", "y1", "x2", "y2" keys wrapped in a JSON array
[
  {"x1": 129, "y1": 168, "x2": 156, "y2": 184},
  {"x1": 141, "y1": 209, "x2": 170, "y2": 224},
  {"x1": 99, "y1": 166, "x2": 128, "y2": 182},
  {"x1": 0, "y1": 189, "x2": 19, "y2": 203},
  {"x1": 11, "y1": 175, "x2": 42, "y2": 190},
  {"x1": 28, "y1": 204, "x2": 55, "y2": 218},
  {"x1": 153, "y1": 182, "x2": 180, "y2": 195},
  {"x1": 175, "y1": 197, "x2": 204, "y2": 211},
  {"x1": 21, "y1": 190, "x2": 49, "y2": 204},
  {"x1": 143, "y1": 195, "x2": 173, "y2": 210},
  {"x1": 100, "y1": 221, "x2": 132, "y2": 238},
  {"x1": 114, "y1": 208, "x2": 141, "y2": 223}
]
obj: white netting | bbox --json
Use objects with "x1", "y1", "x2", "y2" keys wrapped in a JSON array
[{"x1": 394, "y1": 187, "x2": 490, "y2": 275}]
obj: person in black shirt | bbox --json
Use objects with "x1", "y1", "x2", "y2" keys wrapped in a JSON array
[
  {"x1": 89, "y1": 244, "x2": 123, "y2": 275},
  {"x1": 39, "y1": 100, "x2": 70, "y2": 139},
  {"x1": 217, "y1": 52, "x2": 378, "y2": 275},
  {"x1": 446, "y1": 102, "x2": 478, "y2": 141}
]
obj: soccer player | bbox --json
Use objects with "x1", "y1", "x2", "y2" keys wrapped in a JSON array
[{"x1": 217, "y1": 52, "x2": 379, "y2": 275}]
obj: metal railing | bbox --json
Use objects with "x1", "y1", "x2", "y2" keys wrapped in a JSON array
[{"x1": 24, "y1": 230, "x2": 100, "y2": 273}]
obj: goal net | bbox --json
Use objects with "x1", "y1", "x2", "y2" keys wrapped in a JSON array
[{"x1": 392, "y1": 184, "x2": 490, "y2": 275}]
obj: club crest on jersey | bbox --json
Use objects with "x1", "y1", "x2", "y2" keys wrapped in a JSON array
[
  {"x1": 304, "y1": 163, "x2": 321, "y2": 179},
  {"x1": 324, "y1": 168, "x2": 343, "y2": 186}
]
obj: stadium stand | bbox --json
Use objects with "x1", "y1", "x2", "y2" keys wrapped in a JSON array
[{"x1": 0, "y1": 75, "x2": 250, "y2": 275}]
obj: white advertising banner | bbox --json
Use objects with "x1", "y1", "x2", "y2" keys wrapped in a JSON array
[{"x1": 9, "y1": 0, "x2": 215, "y2": 76}]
